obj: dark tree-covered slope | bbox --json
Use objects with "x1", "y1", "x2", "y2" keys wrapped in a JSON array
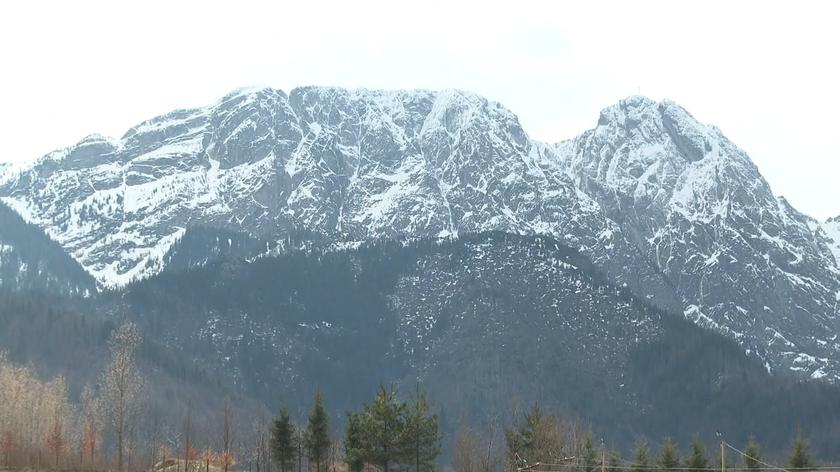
[
  {"x1": 109, "y1": 232, "x2": 840, "y2": 457},
  {"x1": 0, "y1": 201, "x2": 95, "y2": 294}
]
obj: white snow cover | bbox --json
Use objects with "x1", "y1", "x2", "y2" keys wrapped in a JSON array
[
  {"x1": 1, "y1": 86, "x2": 839, "y2": 383},
  {"x1": 823, "y1": 217, "x2": 840, "y2": 266}
]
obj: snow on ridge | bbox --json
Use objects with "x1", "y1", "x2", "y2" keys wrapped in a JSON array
[
  {"x1": 88, "y1": 227, "x2": 186, "y2": 289},
  {"x1": 0, "y1": 163, "x2": 10, "y2": 186},
  {"x1": 0, "y1": 85, "x2": 607, "y2": 288},
  {"x1": 823, "y1": 217, "x2": 840, "y2": 266},
  {"x1": 1, "y1": 85, "x2": 839, "y2": 385},
  {"x1": 0, "y1": 196, "x2": 38, "y2": 225}
]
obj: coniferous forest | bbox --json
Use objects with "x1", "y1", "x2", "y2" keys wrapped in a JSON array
[{"x1": 3, "y1": 234, "x2": 840, "y2": 472}]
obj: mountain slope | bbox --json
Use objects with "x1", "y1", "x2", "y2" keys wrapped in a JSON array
[
  {"x1": 558, "y1": 96, "x2": 840, "y2": 379},
  {"x1": 0, "y1": 289, "x2": 266, "y2": 430},
  {"x1": 1, "y1": 86, "x2": 838, "y2": 382},
  {"x1": 0, "y1": 87, "x2": 675, "y2": 312},
  {"x1": 108, "y1": 233, "x2": 840, "y2": 456},
  {"x1": 0, "y1": 201, "x2": 95, "y2": 294},
  {"x1": 823, "y1": 216, "x2": 840, "y2": 266}
]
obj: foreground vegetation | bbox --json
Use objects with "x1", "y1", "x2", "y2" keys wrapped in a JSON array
[{"x1": 0, "y1": 322, "x2": 832, "y2": 472}]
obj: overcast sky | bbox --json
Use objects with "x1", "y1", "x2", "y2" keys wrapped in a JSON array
[{"x1": 1, "y1": 1, "x2": 837, "y2": 219}]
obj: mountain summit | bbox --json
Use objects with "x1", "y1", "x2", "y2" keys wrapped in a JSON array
[{"x1": 0, "y1": 86, "x2": 838, "y2": 381}]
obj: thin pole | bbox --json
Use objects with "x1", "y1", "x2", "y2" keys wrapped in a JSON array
[{"x1": 721, "y1": 442, "x2": 725, "y2": 472}]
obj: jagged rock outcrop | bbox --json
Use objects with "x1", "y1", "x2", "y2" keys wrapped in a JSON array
[{"x1": 1, "y1": 87, "x2": 838, "y2": 381}]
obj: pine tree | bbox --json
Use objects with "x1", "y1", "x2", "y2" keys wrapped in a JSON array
[
  {"x1": 685, "y1": 437, "x2": 708, "y2": 472},
  {"x1": 305, "y1": 389, "x2": 330, "y2": 472},
  {"x1": 631, "y1": 439, "x2": 649, "y2": 472},
  {"x1": 271, "y1": 405, "x2": 296, "y2": 472},
  {"x1": 344, "y1": 412, "x2": 365, "y2": 472},
  {"x1": 658, "y1": 438, "x2": 679, "y2": 470},
  {"x1": 787, "y1": 432, "x2": 812, "y2": 471},
  {"x1": 402, "y1": 385, "x2": 442, "y2": 472},
  {"x1": 505, "y1": 405, "x2": 563, "y2": 467},
  {"x1": 743, "y1": 437, "x2": 761, "y2": 471},
  {"x1": 360, "y1": 385, "x2": 408, "y2": 472},
  {"x1": 581, "y1": 433, "x2": 598, "y2": 472},
  {"x1": 608, "y1": 449, "x2": 622, "y2": 470}
]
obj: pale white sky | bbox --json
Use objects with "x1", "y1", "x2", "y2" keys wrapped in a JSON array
[{"x1": 1, "y1": 0, "x2": 837, "y2": 219}]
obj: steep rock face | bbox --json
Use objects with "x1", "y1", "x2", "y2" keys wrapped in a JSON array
[
  {"x1": 0, "y1": 87, "x2": 673, "y2": 310},
  {"x1": 559, "y1": 96, "x2": 840, "y2": 379},
  {"x1": 823, "y1": 216, "x2": 840, "y2": 266},
  {"x1": 0, "y1": 87, "x2": 838, "y2": 381}
]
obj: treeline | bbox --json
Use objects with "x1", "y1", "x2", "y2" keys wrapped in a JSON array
[
  {"x1": 1, "y1": 317, "x2": 837, "y2": 472},
  {"x1": 269, "y1": 385, "x2": 442, "y2": 472},
  {"x1": 454, "y1": 405, "x2": 824, "y2": 472}
]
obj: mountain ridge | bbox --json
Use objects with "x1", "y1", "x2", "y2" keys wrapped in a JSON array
[{"x1": 0, "y1": 86, "x2": 838, "y2": 383}]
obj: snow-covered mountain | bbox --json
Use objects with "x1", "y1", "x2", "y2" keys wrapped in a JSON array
[
  {"x1": 0, "y1": 86, "x2": 838, "y2": 381},
  {"x1": 824, "y1": 216, "x2": 840, "y2": 266},
  {"x1": 0, "y1": 163, "x2": 10, "y2": 183},
  {"x1": 559, "y1": 96, "x2": 840, "y2": 379},
  {"x1": 0, "y1": 87, "x2": 675, "y2": 307}
]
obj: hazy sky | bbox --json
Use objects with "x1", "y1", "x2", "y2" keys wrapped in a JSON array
[{"x1": 1, "y1": 1, "x2": 837, "y2": 219}]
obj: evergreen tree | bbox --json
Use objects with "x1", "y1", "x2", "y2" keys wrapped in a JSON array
[
  {"x1": 345, "y1": 412, "x2": 365, "y2": 472},
  {"x1": 361, "y1": 385, "x2": 408, "y2": 472},
  {"x1": 271, "y1": 405, "x2": 296, "y2": 472},
  {"x1": 658, "y1": 438, "x2": 679, "y2": 470},
  {"x1": 631, "y1": 440, "x2": 650, "y2": 472},
  {"x1": 505, "y1": 405, "x2": 563, "y2": 466},
  {"x1": 305, "y1": 389, "x2": 330, "y2": 472},
  {"x1": 685, "y1": 437, "x2": 708, "y2": 472},
  {"x1": 608, "y1": 449, "x2": 622, "y2": 470},
  {"x1": 787, "y1": 432, "x2": 812, "y2": 471},
  {"x1": 743, "y1": 437, "x2": 761, "y2": 471},
  {"x1": 581, "y1": 433, "x2": 598, "y2": 472},
  {"x1": 402, "y1": 385, "x2": 442, "y2": 472}
]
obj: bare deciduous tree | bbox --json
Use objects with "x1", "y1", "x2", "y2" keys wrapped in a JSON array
[
  {"x1": 81, "y1": 384, "x2": 103, "y2": 470},
  {"x1": 222, "y1": 399, "x2": 234, "y2": 472},
  {"x1": 102, "y1": 322, "x2": 143, "y2": 472}
]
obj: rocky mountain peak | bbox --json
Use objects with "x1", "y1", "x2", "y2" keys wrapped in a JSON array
[
  {"x1": 823, "y1": 216, "x2": 840, "y2": 265},
  {"x1": 0, "y1": 86, "x2": 838, "y2": 383}
]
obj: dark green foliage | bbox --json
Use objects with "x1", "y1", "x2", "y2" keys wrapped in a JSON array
[
  {"x1": 505, "y1": 405, "x2": 564, "y2": 465},
  {"x1": 113, "y1": 232, "x2": 840, "y2": 459},
  {"x1": 272, "y1": 405, "x2": 297, "y2": 472},
  {"x1": 657, "y1": 438, "x2": 679, "y2": 469},
  {"x1": 356, "y1": 385, "x2": 407, "y2": 472},
  {"x1": 608, "y1": 450, "x2": 621, "y2": 470},
  {"x1": 7, "y1": 230, "x2": 840, "y2": 461},
  {"x1": 743, "y1": 437, "x2": 761, "y2": 471},
  {"x1": 343, "y1": 384, "x2": 442, "y2": 472},
  {"x1": 344, "y1": 412, "x2": 365, "y2": 472},
  {"x1": 685, "y1": 437, "x2": 708, "y2": 472},
  {"x1": 787, "y1": 432, "x2": 813, "y2": 471},
  {"x1": 631, "y1": 440, "x2": 650, "y2": 472},
  {"x1": 305, "y1": 389, "x2": 330, "y2": 472},
  {"x1": 0, "y1": 201, "x2": 95, "y2": 294},
  {"x1": 403, "y1": 385, "x2": 442, "y2": 472}
]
